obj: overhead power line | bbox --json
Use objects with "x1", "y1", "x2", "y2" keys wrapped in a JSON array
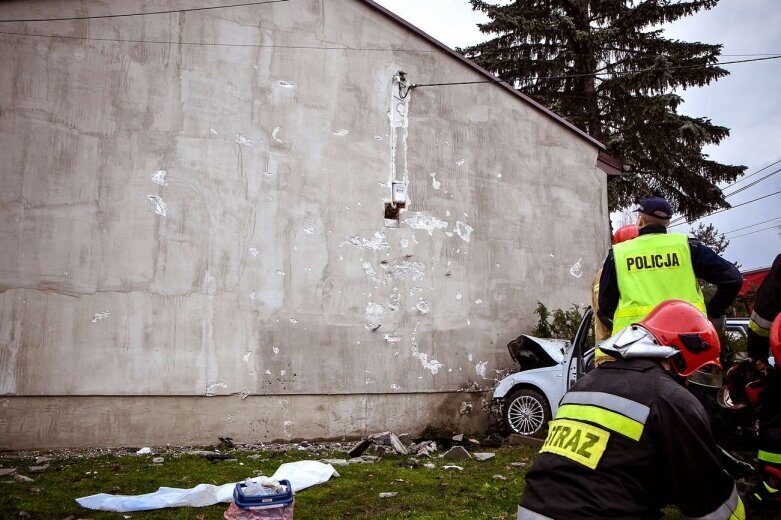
[
  {"x1": 722, "y1": 216, "x2": 781, "y2": 236},
  {"x1": 723, "y1": 166, "x2": 781, "y2": 198},
  {"x1": 0, "y1": 0, "x2": 291, "y2": 23},
  {"x1": 669, "y1": 189, "x2": 781, "y2": 229},
  {"x1": 727, "y1": 223, "x2": 781, "y2": 241},
  {"x1": 720, "y1": 158, "x2": 781, "y2": 192}
]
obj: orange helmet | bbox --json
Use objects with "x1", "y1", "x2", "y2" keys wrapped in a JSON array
[
  {"x1": 600, "y1": 300, "x2": 721, "y2": 383},
  {"x1": 771, "y1": 314, "x2": 781, "y2": 363},
  {"x1": 613, "y1": 224, "x2": 639, "y2": 244}
]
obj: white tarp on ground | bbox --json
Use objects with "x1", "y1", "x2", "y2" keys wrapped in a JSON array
[{"x1": 76, "y1": 460, "x2": 338, "y2": 512}]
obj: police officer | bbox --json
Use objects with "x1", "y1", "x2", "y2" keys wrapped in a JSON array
[
  {"x1": 597, "y1": 196, "x2": 742, "y2": 335},
  {"x1": 744, "y1": 253, "x2": 781, "y2": 515},
  {"x1": 518, "y1": 300, "x2": 745, "y2": 519}
]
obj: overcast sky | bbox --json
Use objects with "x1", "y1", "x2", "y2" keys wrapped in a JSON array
[{"x1": 375, "y1": 0, "x2": 781, "y2": 270}]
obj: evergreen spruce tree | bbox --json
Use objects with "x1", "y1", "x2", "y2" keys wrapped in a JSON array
[{"x1": 464, "y1": 0, "x2": 746, "y2": 220}]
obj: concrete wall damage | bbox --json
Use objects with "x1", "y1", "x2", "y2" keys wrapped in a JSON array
[{"x1": 0, "y1": 0, "x2": 609, "y2": 448}]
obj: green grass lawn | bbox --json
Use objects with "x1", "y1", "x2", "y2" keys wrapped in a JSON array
[{"x1": 0, "y1": 445, "x2": 685, "y2": 519}]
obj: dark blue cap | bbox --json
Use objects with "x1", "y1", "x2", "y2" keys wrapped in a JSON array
[{"x1": 634, "y1": 196, "x2": 673, "y2": 219}]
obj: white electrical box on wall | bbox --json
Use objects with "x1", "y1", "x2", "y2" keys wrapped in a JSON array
[{"x1": 392, "y1": 182, "x2": 407, "y2": 204}]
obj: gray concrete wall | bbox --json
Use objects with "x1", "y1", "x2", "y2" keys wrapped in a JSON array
[{"x1": 0, "y1": 0, "x2": 609, "y2": 449}]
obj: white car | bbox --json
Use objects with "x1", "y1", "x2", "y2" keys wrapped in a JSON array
[{"x1": 494, "y1": 309, "x2": 750, "y2": 436}]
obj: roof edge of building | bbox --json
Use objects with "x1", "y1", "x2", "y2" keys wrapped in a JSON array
[{"x1": 361, "y1": 0, "x2": 605, "y2": 151}]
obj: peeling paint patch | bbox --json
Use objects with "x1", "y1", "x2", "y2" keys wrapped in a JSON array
[
  {"x1": 201, "y1": 271, "x2": 216, "y2": 294},
  {"x1": 278, "y1": 80, "x2": 295, "y2": 88},
  {"x1": 456, "y1": 158, "x2": 465, "y2": 166},
  {"x1": 391, "y1": 384, "x2": 401, "y2": 390},
  {"x1": 475, "y1": 361, "x2": 488, "y2": 379},
  {"x1": 410, "y1": 322, "x2": 444, "y2": 375},
  {"x1": 283, "y1": 420, "x2": 294, "y2": 438},
  {"x1": 243, "y1": 352, "x2": 253, "y2": 362},
  {"x1": 430, "y1": 173, "x2": 441, "y2": 190},
  {"x1": 91, "y1": 311, "x2": 110, "y2": 323},
  {"x1": 475, "y1": 299, "x2": 483, "y2": 305},
  {"x1": 238, "y1": 391, "x2": 250, "y2": 400},
  {"x1": 280, "y1": 369, "x2": 286, "y2": 376},
  {"x1": 454, "y1": 221, "x2": 473, "y2": 242},
  {"x1": 384, "y1": 332, "x2": 401, "y2": 343},
  {"x1": 416, "y1": 298, "x2": 430, "y2": 314},
  {"x1": 385, "y1": 260, "x2": 425, "y2": 281},
  {"x1": 404, "y1": 212, "x2": 448, "y2": 236},
  {"x1": 146, "y1": 195, "x2": 167, "y2": 216},
  {"x1": 235, "y1": 133, "x2": 254, "y2": 146},
  {"x1": 365, "y1": 302, "x2": 384, "y2": 331},
  {"x1": 249, "y1": 291, "x2": 257, "y2": 301},
  {"x1": 365, "y1": 378, "x2": 375, "y2": 384},
  {"x1": 570, "y1": 258, "x2": 583, "y2": 278},
  {"x1": 304, "y1": 224, "x2": 316, "y2": 234},
  {"x1": 467, "y1": 353, "x2": 474, "y2": 362},
  {"x1": 362, "y1": 262, "x2": 378, "y2": 280},
  {"x1": 249, "y1": 247, "x2": 259, "y2": 257},
  {"x1": 333, "y1": 128, "x2": 349, "y2": 136},
  {"x1": 206, "y1": 381, "x2": 228, "y2": 396},
  {"x1": 272, "y1": 346, "x2": 280, "y2": 354},
  {"x1": 399, "y1": 238, "x2": 410, "y2": 249},
  {"x1": 342, "y1": 232, "x2": 390, "y2": 252},
  {"x1": 387, "y1": 287, "x2": 401, "y2": 311},
  {"x1": 276, "y1": 270, "x2": 286, "y2": 276},
  {"x1": 456, "y1": 292, "x2": 462, "y2": 301},
  {"x1": 210, "y1": 128, "x2": 219, "y2": 135},
  {"x1": 150, "y1": 169, "x2": 167, "y2": 185},
  {"x1": 265, "y1": 369, "x2": 272, "y2": 375},
  {"x1": 272, "y1": 127, "x2": 283, "y2": 143},
  {"x1": 289, "y1": 318, "x2": 298, "y2": 324},
  {"x1": 374, "y1": 135, "x2": 383, "y2": 141}
]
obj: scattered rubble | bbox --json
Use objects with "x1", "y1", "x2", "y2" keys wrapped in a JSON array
[
  {"x1": 473, "y1": 453, "x2": 495, "y2": 462},
  {"x1": 442, "y1": 465, "x2": 463, "y2": 471},
  {"x1": 152, "y1": 457, "x2": 165, "y2": 464},
  {"x1": 511, "y1": 461, "x2": 529, "y2": 468},
  {"x1": 321, "y1": 458, "x2": 349, "y2": 467},
  {"x1": 34, "y1": 456, "x2": 54, "y2": 464},
  {"x1": 492, "y1": 474, "x2": 508, "y2": 481},
  {"x1": 28, "y1": 465, "x2": 48, "y2": 474},
  {"x1": 0, "y1": 468, "x2": 17, "y2": 477},
  {"x1": 506, "y1": 434, "x2": 544, "y2": 448},
  {"x1": 379, "y1": 492, "x2": 398, "y2": 498},
  {"x1": 14, "y1": 474, "x2": 34, "y2": 483},
  {"x1": 442, "y1": 446, "x2": 471, "y2": 460}
]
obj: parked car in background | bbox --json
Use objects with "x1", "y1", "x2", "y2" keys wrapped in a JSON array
[{"x1": 495, "y1": 308, "x2": 751, "y2": 436}]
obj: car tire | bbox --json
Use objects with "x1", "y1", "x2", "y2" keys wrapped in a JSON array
[{"x1": 504, "y1": 388, "x2": 551, "y2": 436}]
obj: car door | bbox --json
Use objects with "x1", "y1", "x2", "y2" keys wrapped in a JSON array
[{"x1": 565, "y1": 307, "x2": 594, "y2": 391}]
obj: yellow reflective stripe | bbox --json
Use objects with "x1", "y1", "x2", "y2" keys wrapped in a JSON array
[
  {"x1": 749, "y1": 320, "x2": 771, "y2": 337},
  {"x1": 614, "y1": 302, "x2": 706, "y2": 319},
  {"x1": 758, "y1": 450, "x2": 781, "y2": 464},
  {"x1": 556, "y1": 404, "x2": 644, "y2": 441},
  {"x1": 730, "y1": 497, "x2": 746, "y2": 520},
  {"x1": 763, "y1": 480, "x2": 779, "y2": 493},
  {"x1": 539, "y1": 419, "x2": 610, "y2": 470}
]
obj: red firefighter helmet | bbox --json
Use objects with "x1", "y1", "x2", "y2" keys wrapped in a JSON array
[
  {"x1": 613, "y1": 224, "x2": 639, "y2": 245},
  {"x1": 771, "y1": 314, "x2": 781, "y2": 363},
  {"x1": 637, "y1": 300, "x2": 721, "y2": 378},
  {"x1": 599, "y1": 300, "x2": 721, "y2": 383}
]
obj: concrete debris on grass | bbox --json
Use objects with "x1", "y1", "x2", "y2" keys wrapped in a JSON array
[
  {"x1": 510, "y1": 461, "x2": 529, "y2": 468},
  {"x1": 379, "y1": 492, "x2": 398, "y2": 498},
  {"x1": 152, "y1": 457, "x2": 165, "y2": 464},
  {"x1": 14, "y1": 474, "x2": 34, "y2": 483},
  {"x1": 348, "y1": 431, "x2": 410, "y2": 457},
  {"x1": 408, "y1": 440, "x2": 438, "y2": 457},
  {"x1": 320, "y1": 458, "x2": 349, "y2": 467},
  {"x1": 28, "y1": 465, "x2": 48, "y2": 473},
  {"x1": 442, "y1": 446, "x2": 471, "y2": 460},
  {"x1": 492, "y1": 474, "x2": 507, "y2": 481},
  {"x1": 0, "y1": 468, "x2": 18, "y2": 477},
  {"x1": 505, "y1": 434, "x2": 544, "y2": 448},
  {"x1": 424, "y1": 462, "x2": 436, "y2": 469},
  {"x1": 473, "y1": 452, "x2": 495, "y2": 462},
  {"x1": 442, "y1": 465, "x2": 463, "y2": 471}
]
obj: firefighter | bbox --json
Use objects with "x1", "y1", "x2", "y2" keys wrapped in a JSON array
[
  {"x1": 744, "y1": 253, "x2": 781, "y2": 515},
  {"x1": 518, "y1": 300, "x2": 744, "y2": 520},
  {"x1": 598, "y1": 196, "x2": 742, "y2": 335},
  {"x1": 592, "y1": 224, "x2": 639, "y2": 366}
]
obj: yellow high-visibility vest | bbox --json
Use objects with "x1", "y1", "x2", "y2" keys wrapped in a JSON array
[{"x1": 612, "y1": 232, "x2": 706, "y2": 334}]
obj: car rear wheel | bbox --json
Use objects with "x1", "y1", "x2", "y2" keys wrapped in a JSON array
[{"x1": 504, "y1": 388, "x2": 550, "y2": 436}]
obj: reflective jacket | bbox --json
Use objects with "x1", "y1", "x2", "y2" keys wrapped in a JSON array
[
  {"x1": 611, "y1": 232, "x2": 706, "y2": 333},
  {"x1": 518, "y1": 358, "x2": 744, "y2": 520},
  {"x1": 747, "y1": 253, "x2": 781, "y2": 361}
]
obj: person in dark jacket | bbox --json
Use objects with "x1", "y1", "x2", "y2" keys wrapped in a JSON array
[
  {"x1": 518, "y1": 301, "x2": 744, "y2": 520},
  {"x1": 743, "y1": 254, "x2": 781, "y2": 516},
  {"x1": 597, "y1": 196, "x2": 742, "y2": 334}
]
